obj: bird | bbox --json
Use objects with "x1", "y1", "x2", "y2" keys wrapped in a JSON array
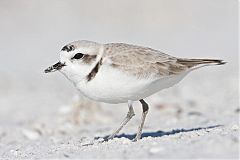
[{"x1": 44, "y1": 40, "x2": 225, "y2": 141}]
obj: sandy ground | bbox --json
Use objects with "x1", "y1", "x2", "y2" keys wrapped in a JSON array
[
  {"x1": 0, "y1": 63, "x2": 239, "y2": 159},
  {"x1": 0, "y1": 1, "x2": 238, "y2": 159}
]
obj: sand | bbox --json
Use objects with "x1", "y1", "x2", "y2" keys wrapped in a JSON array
[{"x1": 0, "y1": 1, "x2": 238, "y2": 159}]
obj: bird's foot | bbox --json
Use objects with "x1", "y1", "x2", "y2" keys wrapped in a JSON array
[{"x1": 132, "y1": 135, "x2": 141, "y2": 142}]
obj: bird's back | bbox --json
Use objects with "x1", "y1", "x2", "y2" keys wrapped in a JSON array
[{"x1": 103, "y1": 43, "x2": 224, "y2": 79}]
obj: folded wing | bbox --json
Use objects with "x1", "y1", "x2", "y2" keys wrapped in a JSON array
[{"x1": 103, "y1": 43, "x2": 225, "y2": 79}]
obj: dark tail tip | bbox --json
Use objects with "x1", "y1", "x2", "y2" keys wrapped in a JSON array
[{"x1": 216, "y1": 60, "x2": 227, "y2": 65}]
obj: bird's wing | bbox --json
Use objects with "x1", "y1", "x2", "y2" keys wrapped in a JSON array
[{"x1": 103, "y1": 43, "x2": 189, "y2": 78}]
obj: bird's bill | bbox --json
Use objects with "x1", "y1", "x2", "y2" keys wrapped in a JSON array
[{"x1": 44, "y1": 62, "x2": 65, "y2": 73}]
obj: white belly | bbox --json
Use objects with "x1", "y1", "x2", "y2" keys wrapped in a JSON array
[{"x1": 75, "y1": 65, "x2": 188, "y2": 103}]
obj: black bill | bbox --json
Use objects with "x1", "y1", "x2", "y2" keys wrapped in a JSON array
[{"x1": 44, "y1": 62, "x2": 65, "y2": 73}]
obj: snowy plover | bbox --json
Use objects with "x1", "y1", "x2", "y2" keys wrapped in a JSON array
[{"x1": 45, "y1": 40, "x2": 225, "y2": 141}]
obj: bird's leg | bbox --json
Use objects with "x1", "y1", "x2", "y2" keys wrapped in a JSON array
[
  {"x1": 107, "y1": 100, "x2": 135, "y2": 140},
  {"x1": 133, "y1": 99, "x2": 149, "y2": 141}
]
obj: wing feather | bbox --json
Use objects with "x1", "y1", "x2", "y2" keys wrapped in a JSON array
[{"x1": 103, "y1": 43, "x2": 188, "y2": 78}]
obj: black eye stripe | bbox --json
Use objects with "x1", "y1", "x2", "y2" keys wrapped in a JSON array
[{"x1": 72, "y1": 53, "x2": 84, "y2": 59}]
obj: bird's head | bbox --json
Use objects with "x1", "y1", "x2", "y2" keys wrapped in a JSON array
[{"x1": 44, "y1": 40, "x2": 103, "y2": 82}]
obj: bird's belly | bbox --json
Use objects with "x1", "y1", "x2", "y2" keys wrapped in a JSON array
[{"x1": 76, "y1": 66, "x2": 188, "y2": 103}]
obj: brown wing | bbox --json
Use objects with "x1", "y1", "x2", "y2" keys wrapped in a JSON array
[
  {"x1": 103, "y1": 43, "x2": 189, "y2": 78},
  {"x1": 176, "y1": 58, "x2": 226, "y2": 68}
]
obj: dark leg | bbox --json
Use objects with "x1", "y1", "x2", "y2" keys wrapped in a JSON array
[
  {"x1": 107, "y1": 100, "x2": 135, "y2": 140},
  {"x1": 133, "y1": 99, "x2": 149, "y2": 141}
]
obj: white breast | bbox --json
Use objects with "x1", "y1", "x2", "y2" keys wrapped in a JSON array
[{"x1": 75, "y1": 64, "x2": 189, "y2": 104}]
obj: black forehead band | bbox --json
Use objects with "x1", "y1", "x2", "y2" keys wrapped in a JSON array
[{"x1": 61, "y1": 45, "x2": 75, "y2": 52}]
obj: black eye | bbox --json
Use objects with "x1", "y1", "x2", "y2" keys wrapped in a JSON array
[{"x1": 72, "y1": 53, "x2": 84, "y2": 59}]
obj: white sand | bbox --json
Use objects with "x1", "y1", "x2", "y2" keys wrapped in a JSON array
[{"x1": 0, "y1": 1, "x2": 238, "y2": 159}]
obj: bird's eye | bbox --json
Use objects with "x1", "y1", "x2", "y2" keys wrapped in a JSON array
[{"x1": 72, "y1": 53, "x2": 84, "y2": 59}]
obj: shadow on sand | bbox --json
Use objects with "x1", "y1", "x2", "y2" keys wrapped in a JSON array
[{"x1": 96, "y1": 125, "x2": 222, "y2": 141}]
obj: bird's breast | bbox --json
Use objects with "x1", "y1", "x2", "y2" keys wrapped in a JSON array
[{"x1": 75, "y1": 65, "x2": 188, "y2": 103}]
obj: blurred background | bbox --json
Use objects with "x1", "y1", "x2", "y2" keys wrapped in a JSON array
[{"x1": 0, "y1": 0, "x2": 238, "y2": 158}]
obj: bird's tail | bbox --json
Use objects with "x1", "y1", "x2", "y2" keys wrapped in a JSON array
[{"x1": 177, "y1": 58, "x2": 226, "y2": 68}]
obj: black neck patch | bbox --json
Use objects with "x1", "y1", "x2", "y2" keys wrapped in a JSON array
[{"x1": 87, "y1": 58, "x2": 103, "y2": 82}]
